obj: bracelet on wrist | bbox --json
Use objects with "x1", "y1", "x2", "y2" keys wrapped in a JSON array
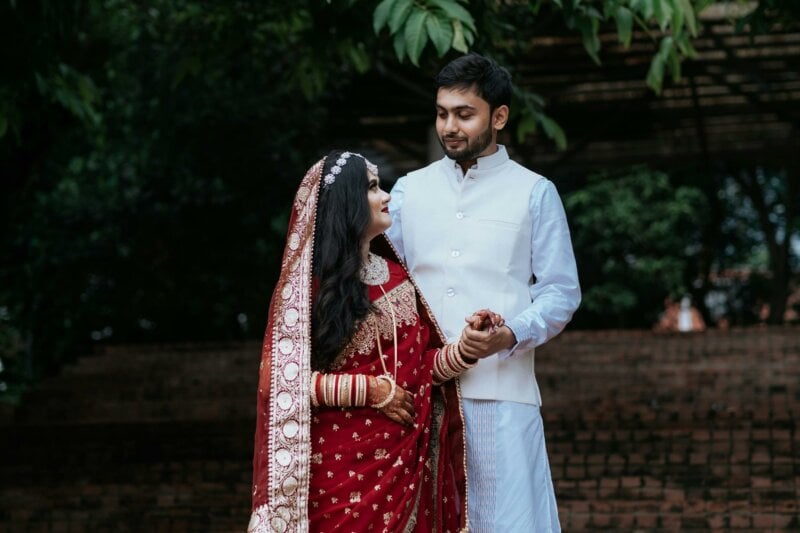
[{"x1": 370, "y1": 374, "x2": 396, "y2": 409}]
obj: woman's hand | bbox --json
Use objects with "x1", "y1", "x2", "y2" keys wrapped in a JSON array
[
  {"x1": 368, "y1": 376, "x2": 416, "y2": 427},
  {"x1": 465, "y1": 308, "x2": 505, "y2": 332}
]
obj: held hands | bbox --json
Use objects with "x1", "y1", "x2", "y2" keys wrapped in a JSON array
[
  {"x1": 368, "y1": 376, "x2": 415, "y2": 427},
  {"x1": 458, "y1": 308, "x2": 517, "y2": 360}
]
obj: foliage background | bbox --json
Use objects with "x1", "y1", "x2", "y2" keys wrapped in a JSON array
[{"x1": 1, "y1": 0, "x2": 798, "y2": 398}]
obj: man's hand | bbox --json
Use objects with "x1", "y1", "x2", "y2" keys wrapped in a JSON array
[{"x1": 459, "y1": 309, "x2": 516, "y2": 360}]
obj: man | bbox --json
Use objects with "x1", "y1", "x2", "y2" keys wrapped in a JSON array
[{"x1": 387, "y1": 53, "x2": 581, "y2": 532}]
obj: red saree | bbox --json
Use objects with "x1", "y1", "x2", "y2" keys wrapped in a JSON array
[{"x1": 248, "y1": 159, "x2": 468, "y2": 532}]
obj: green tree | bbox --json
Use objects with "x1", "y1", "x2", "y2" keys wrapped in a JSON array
[
  {"x1": 1, "y1": 0, "x2": 798, "y2": 401},
  {"x1": 729, "y1": 167, "x2": 799, "y2": 324},
  {"x1": 565, "y1": 167, "x2": 708, "y2": 327},
  {"x1": 0, "y1": 0, "x2": 384, "y2": 392}
]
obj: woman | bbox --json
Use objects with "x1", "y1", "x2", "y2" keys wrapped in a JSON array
[{"x1": 249, "y1": 150, "x2": 496, "y2": 532}]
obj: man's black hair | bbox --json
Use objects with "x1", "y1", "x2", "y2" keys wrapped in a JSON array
[{"x1": 435, "y1": 53, "x2": 512, "y2": 111}]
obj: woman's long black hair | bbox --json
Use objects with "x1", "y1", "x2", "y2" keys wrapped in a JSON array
[{"x1": 310, "y1": 150, "x2": 373, "y2": 370}]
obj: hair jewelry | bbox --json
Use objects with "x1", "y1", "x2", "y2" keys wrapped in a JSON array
[{"x1": 323, "y1": 151, "x2": 379, "y2": 188}]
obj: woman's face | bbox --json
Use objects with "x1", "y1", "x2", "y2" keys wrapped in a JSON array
[{"x1": 363, "y1": 171, "x2": 391, "y2": 242}]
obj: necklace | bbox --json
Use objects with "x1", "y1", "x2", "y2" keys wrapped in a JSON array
[
  {"x1": 360, "y1": 252, "x2": 390, "y2": 286},
  {"x1": 374, "y1": 283, "x2": 399, "y2": 380},
  {"x1": 361, "y1": 253, "x2": 397, "y2": 379}
]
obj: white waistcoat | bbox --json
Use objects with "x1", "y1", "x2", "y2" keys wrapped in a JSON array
[{"x1": 400, "y1": 156, "x2": 543, "y2": 404}]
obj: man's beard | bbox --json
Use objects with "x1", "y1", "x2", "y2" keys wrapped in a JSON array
[{"x1": 438, "y1": 124, "x2": 493, "y2": 163}]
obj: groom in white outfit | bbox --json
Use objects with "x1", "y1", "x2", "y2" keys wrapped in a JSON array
[{"x1": 387, "y1": 53, "x2": 581, "y2": 532}]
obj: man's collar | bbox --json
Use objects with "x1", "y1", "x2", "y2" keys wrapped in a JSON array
[{"x1": 446, "y1": 145, "x2": 509, "y2": 173}]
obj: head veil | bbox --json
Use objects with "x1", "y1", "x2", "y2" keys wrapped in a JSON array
[
  {"x1": 249, "y1": 158, "x2": 325, "y2": 532},
  {"x1": 249, "y1": 157, "x2": 468, "y2": 532}
]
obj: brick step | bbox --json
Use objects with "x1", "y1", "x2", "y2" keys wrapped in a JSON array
[
  {"x1": 62, "y1": 340, "x2": 257, "y2": 363},
  {"x1": 61, "y1": 349, "x2": 258, "y2": 377},
  {"x1": 18, "y1": 375, "x2": 256, "y2": 405},
  {"x1": 2, "y1": 328, "x2": 797, "y2": 532},
  {"x1": 15, "y1": 397, "x2": 256, "y2": 424},
  {"x1": 0, "y1": 421, "x2": 253, "y2": 470},
  {"x1": 0, "y1": 421, "x2": 254, "y2": 532},
  {"x1": 23, "y1": 372, "x2": 256, "y2": 395},
  {"x1": 0, "y1": 462, "x2": 251, "y2": 533}
]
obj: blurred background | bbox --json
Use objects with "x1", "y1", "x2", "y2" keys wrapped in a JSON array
[{"x1": 1, "y1": 1, "x2": 798, "y2": 531}]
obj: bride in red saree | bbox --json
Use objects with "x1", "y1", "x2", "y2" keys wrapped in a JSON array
[{"x1": 249, "y1": 150, "x2": 489, "y2": 532}]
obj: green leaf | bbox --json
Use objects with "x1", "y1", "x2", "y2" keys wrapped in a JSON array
[
  {"x1": 602, "y1": 0, "x2": 616, "y2": 18},
  {"x1": 615, "y1": 6, "x2": 633, "y2": 47},
  {"x1": 425, "y1": 13, "x2": 454, "y2": 57},
  {"x1": 577, "y1": 17, "x2": 601, "y2": 65},
  {"x1": 429, "y1": 0, "x2": 476, "y2": 33},
  {"x1": 388, "y1": 0, "x2": 413, "y2": 34},
  {"x1": 539, "y1": 114, "x2": 567, "y2": 150},
  {"x1": 674, "y1": 33, "x2": 697, "y2": 58},
  {"x1": 631, "y1": 0, "x2": 654, "y2": 20},
  {"x1": 646, "y1": 37, "x2": 673, "y2": 93},
  {"x1": 646, "y1": 56, "x2": 665, "y2": 93},
  {"x1": 668, "y1": 47, "x2": 681, "y2": 81},
  {"x1": 373, "y1": 0, "x2": 395, "y2": 34},
  {"x1": 516, "y1": 113, "x2": 537, "y2": 143},
  {"x1": 404, "y1": 8, "x2": 429, "y2": 66},
  {"x1": 464, "y1": 26, "x2": 475, "y2": 46},
  {"x1": 584, "y1": 6, "x2": 603, "y2": 19},
  {"x1": 452, "y1": 19, "x2": 468, "y2": 53},
  {"x1": 653, "y1": 0, "x2": 673, "y2": 31},
  {"x1": 671, "y1": 0, "x2": 685, "y2": 35},
  {"x1": 679, "y1": 0, "x2": 697, "y2": 35},
  {"x1": 393, "y1": 29, "x2": 407, "y2": 61},
  {"x1": 348, "y1": 44, "x2": 371, "y2": 73}
]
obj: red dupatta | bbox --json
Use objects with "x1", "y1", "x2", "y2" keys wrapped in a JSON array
[{"x1": 248, "y1": 158, "x2": 468, "y2": 532}]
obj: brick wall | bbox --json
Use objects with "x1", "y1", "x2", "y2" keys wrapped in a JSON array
[
  {"x1": 539, "y1": 328, "x2": 799, "y2": 531},
  {"x1": 0, "y1": 328, "x2": 797, "y2": 531}
]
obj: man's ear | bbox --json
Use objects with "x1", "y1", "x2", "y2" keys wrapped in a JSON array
[{"x1": 492, "y1": 104, "x2": 510, "y2": 131}]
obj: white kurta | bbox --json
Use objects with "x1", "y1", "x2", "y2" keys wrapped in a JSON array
[{"x1": 387, "y1": 146, "x2": 580, "y2": 532}]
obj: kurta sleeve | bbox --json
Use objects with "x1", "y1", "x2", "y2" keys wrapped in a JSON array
[
  {"x1": 502, "y1": 179, "x2": 581, "y2": 357},
  {"x1": 386, "y1": 177, "x2": 407, "y2": 261}
]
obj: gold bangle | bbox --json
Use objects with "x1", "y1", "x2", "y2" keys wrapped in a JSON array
[
  {"x1": 327, "y1": 374, "x2": 336, "y2": 406},
  {"x1": 445, "y1": 343, "x2": 458, "y2": 377},
  {"x1": 433, "y1": 348, "x2": 444, "y2": 380},
  {"x1": 341, "y1": 374, "x2": 351, "y2": 407},
  {"x1": 357, "y1": 375, "x2": 367, "y2": 406},
  {"x1": 455, "y1": 341, "x2": 477, "y2": 371}
]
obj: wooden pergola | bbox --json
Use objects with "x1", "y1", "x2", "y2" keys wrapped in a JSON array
[{"x1": 329, "y1": 9, "x2": 800, "y2": 180}]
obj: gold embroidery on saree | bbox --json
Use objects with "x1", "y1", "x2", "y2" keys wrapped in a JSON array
[{"x1": 332, "y1": 280, "x2": 419, "y2": 368}]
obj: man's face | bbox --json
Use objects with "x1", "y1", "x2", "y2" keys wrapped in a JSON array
[{"x1": 435, "y1": 86, "x2": 506, "y2": 163}]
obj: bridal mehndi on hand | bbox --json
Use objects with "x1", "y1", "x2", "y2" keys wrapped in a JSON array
[{"x1": 248, "y1": 149, "x2": 500, "y2": 532}]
